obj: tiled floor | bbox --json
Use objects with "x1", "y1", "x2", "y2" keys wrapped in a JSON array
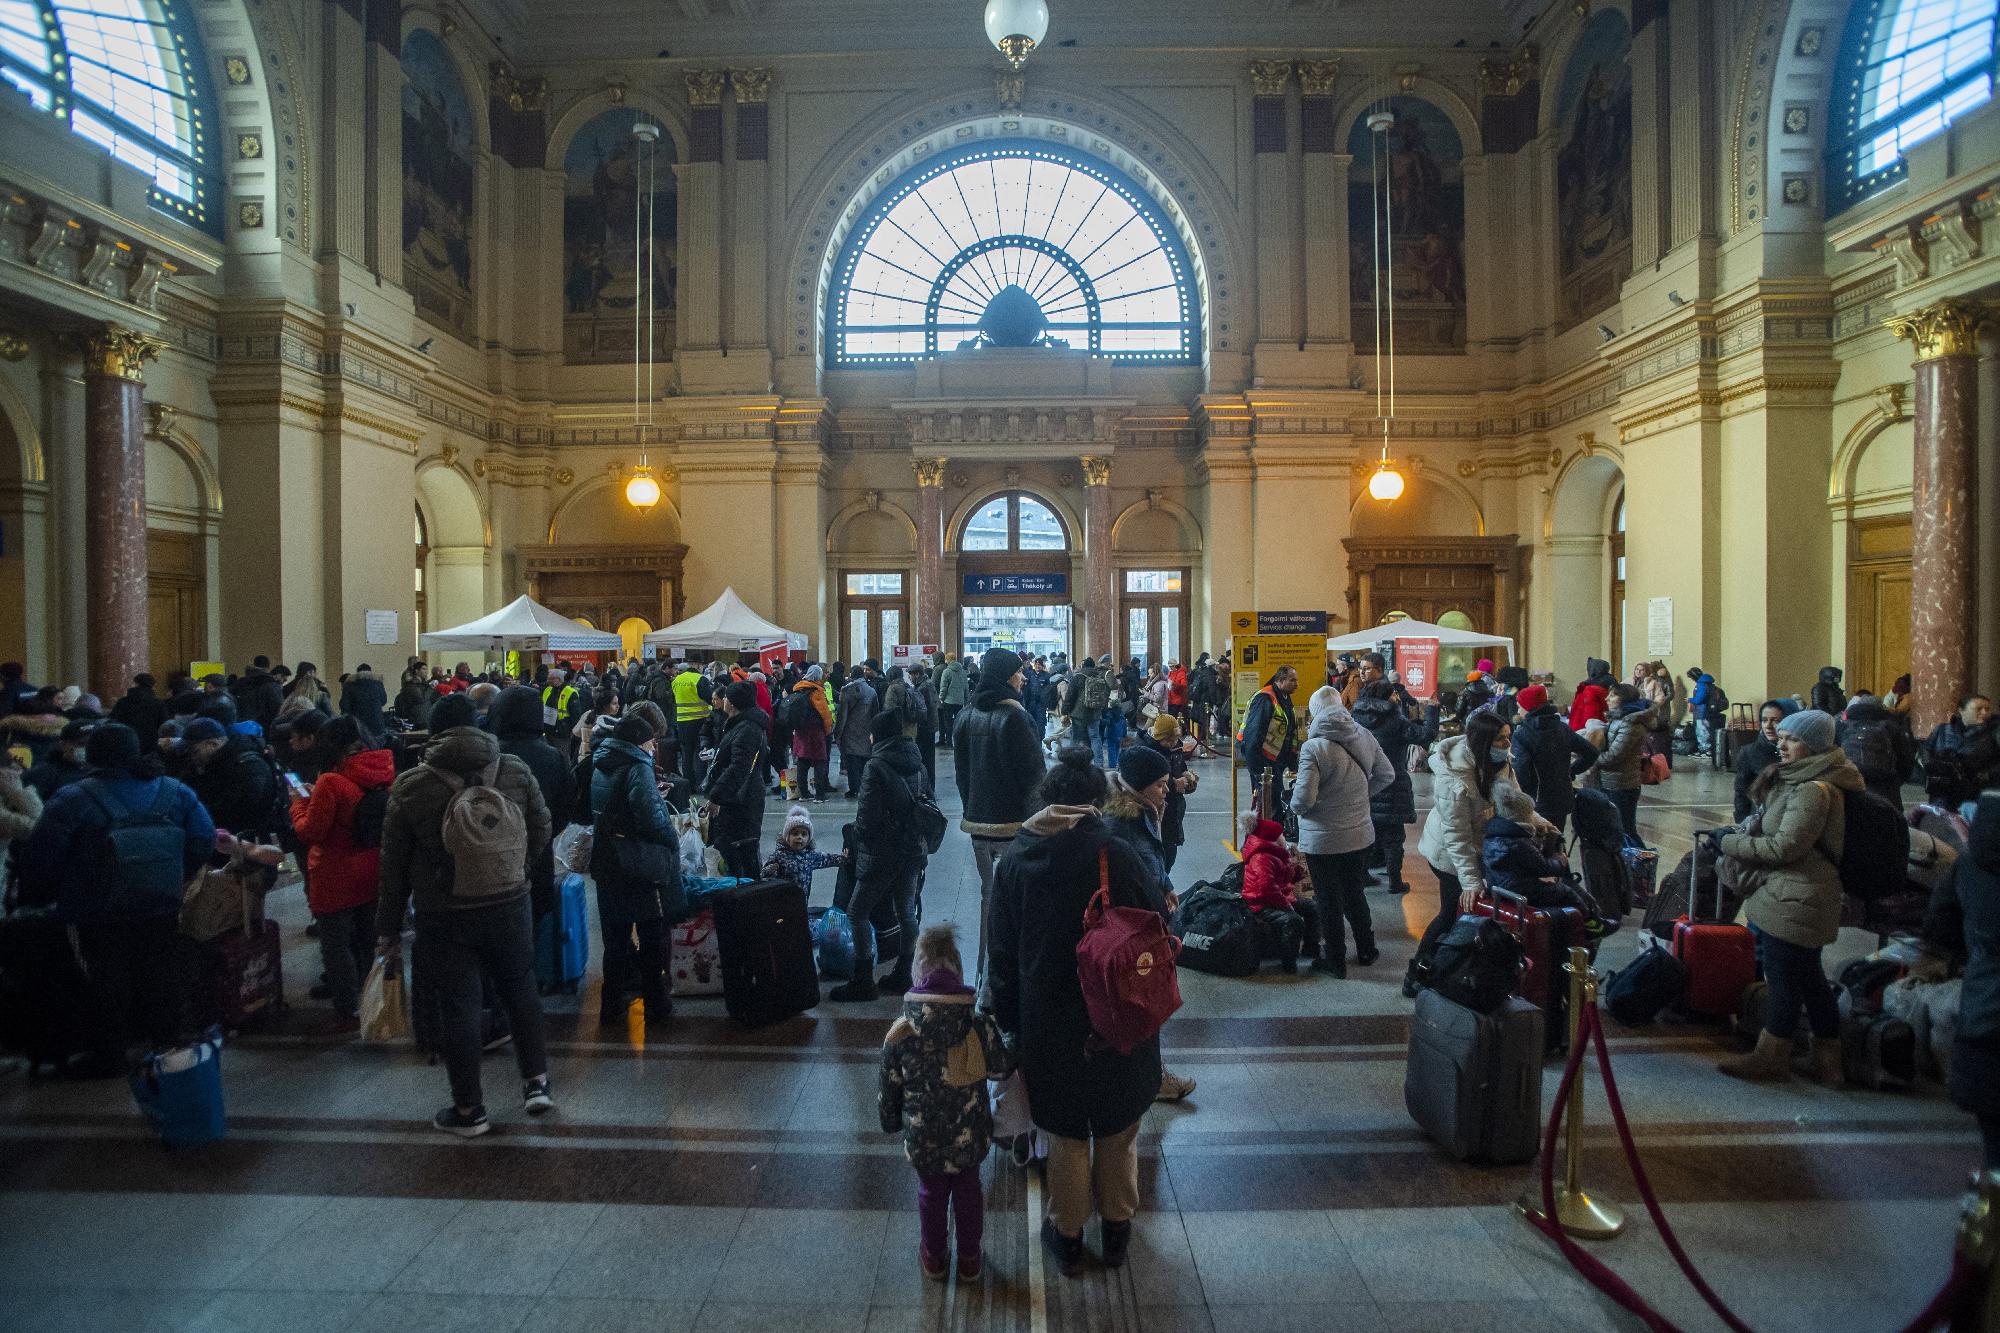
[{"x1": 0, "y1": 746, "x2": 1977, "y2": 1331}]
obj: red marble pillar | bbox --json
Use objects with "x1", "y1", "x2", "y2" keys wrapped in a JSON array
[
  {"x1": 83, "y1": 327, "x2": 162, "y2": 700},
  {"x1": 1890, "y1": 300, "x2": 1989, "y2": 734},
  {"x1": 913, "y1": 457, "x2": 946, "y2": 644},
  {"x1": 1083, "y1": 456, "x2": 1115, "y2": 661}
]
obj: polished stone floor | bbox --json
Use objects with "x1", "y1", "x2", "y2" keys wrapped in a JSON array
[{"x1": 0, "y1": 745, "x2": 1975, "y2": 1332}]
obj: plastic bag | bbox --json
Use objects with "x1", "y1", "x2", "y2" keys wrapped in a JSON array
[
  {"x1": 553, "y1": 824, "x2": 594, "y2": 877},
  {"x1": 131, "y1": 1028, "x2": 226, "y2": 1147},
  {"x1": 814, "y1": 906, "x2": 855, "y2": 981},
  {"x1": 671, "y1": 909, "x2": 724, "y2": 995},
  {"x1": 359, "y1": 956, "x2": 411, "y2": 1043},
  {"x1": 679, "y1": 827, "x2": 706, "y2": 875}
]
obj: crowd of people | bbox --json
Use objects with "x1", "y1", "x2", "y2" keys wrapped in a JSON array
[{"x1": 2, "y1": 642, "x2": 1998, "y2": 1275}]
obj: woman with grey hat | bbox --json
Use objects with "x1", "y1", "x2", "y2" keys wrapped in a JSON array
[{"x1": 1715, "y1": 708, "x2": 1863, "y2": 1086}]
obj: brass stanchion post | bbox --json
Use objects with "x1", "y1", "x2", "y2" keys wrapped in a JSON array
[{"x1": 1517, "y1": 945, "x2": 1626, "y2": 1239}]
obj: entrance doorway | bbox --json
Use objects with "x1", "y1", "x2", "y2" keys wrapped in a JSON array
[
  {"x1": 1121, "y1": 568, "x2": 1188, "y2": 670},
  {"x1": 961, "y1": 605, "x2": 1071, "y2": 663},
  {"x1": 841, "y1": 572, "x2": 908, "y2": 666},
  {"x1": 1846, "y1": 515, "x2": 1912, "y2": 695},
  {"x1": 147, "y1": 529, "x2": 206, "y2": 684}
]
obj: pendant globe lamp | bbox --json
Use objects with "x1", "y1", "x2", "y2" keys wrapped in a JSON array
[
  {"x1": 984, "y1": 0, "x2": 1049, "y2": 68},
  {"x1": 1364, "y1": 106, "x2": 1406, "y2": 504},
  {"x1": 626, "y1": 121, "x2": 664, "y2": 514}
]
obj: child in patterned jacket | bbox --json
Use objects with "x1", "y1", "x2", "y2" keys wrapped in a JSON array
[
  {"x1": 879, "y1": 924, "x2": 1015, "y2": 1281},
  {"x1": 760, "y1": 804, "x2": 845, "y2": 895}
]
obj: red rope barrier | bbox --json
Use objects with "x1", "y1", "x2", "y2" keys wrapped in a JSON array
[{"x1": 1524, "y1": 1000, "x2": 1974, "y2": 1333}]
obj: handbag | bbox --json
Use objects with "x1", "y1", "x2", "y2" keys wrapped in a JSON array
[
  {"x1": 902, "y1": 771, "x2": 949, "y2": 856},
  {"x1": 130, "y1": 1027, "x2": 226, "y2": 1147},
  {"x1": 593, "y1": 769, "x2": 688, "y2": 922},
  {"x1": 179, "y1": 859, "x2": 272, "y2": 944}
]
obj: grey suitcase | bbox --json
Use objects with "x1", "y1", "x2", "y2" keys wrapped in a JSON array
[{"x1": 1405, "y1": 989, "x2": 1545, "y2": 1165}]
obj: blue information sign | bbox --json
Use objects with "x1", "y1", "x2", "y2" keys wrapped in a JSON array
[
  {"x1": 962, "y1": 572, "x2": 1069, "y2": 597},
  {"x1": 1254, "y1": 611, "x2": 1329, "y2": 635}
]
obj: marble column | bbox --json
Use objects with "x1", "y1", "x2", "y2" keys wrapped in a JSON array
[
  {"x1": 1082, "y1": 456, "x2": 1115, "y2": 661},
  {"x1": 1889, "y1": 299, "x2": 1991, "y2": 733},
  {"x1": 677, "y1": 71, "x2": 726, "y2": 354},
  {"x1": 913, "y1": 457, "x2": 946, "y2": 644},
  {"x1": 82, "y1": 326, "x2": 162, "y2": 699}
]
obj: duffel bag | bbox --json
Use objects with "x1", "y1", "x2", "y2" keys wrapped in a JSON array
[{"x1": 1169, "y1": 883, "x2": 1259, "y2": 977}]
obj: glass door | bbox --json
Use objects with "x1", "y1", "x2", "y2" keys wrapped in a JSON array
[
  {"x1": 841, "y1": 572, "x2": 907, "y2": 666},
  {"x1": 1119, "y1": 569, "x2": 1189, "y2": 669},
  {"x1": 961, "y1": 604, "x2": 1072, "y2": 664}
]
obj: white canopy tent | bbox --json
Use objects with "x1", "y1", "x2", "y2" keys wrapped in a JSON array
[
  {"x1": 643, "y1": 586, "x2": 809, "y2": 653},
  {"x1": 419, "y1": 594, "x2": 623, "y2": 652},
  {"x1": 1326, "y1": 618, "x2": 1516, "y2": 660}
]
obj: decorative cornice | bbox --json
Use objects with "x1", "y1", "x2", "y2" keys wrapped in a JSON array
[
  {"x1": 1886, "y1": 298, "x2": 1995, "y2": 360},
  {"x1": 1478, "y1": 44, "x2": 1537, "y2": 97},
  {"x1": 686, "y1": 70, "x2": 727, "y2": 106},
  {"x1": 1458, "y1": 445, "x2": 1561, "y2": 480},
  {"x1": 1294, "y1": 59, "x2": 1340, "y2": 96},
  {"x1": 728, "y1": 68, "x2": 771, "y2": 104},
  {"x1": 82, "y1": 326, "x2": 166, "y2": 382},
  {"x1": 1248, "y1": 60, "x2": 1292, "y2": 96},
  {"x1": 912, "y1": 456, "x2": 947, "y2": 488}
]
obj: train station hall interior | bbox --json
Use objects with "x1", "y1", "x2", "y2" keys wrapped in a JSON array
[{"x1": 2, "y1": 0, "x2": 2000, "y2": 1328}]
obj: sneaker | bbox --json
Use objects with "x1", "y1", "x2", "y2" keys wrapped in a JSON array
[
  {"x1": 522, "y1": 1078, "x2": 554, "y2": 1116},
  {"x1": 1156, "y1": 1070, "x2": 1197, "y2": 1102},
  {"x1": 920, "y1": 1246, "x2": 948, "y2": 1281},
  {"x1": 1100, "y1": 1219, "x2": 1133, "y2": 1269},
  {"x1": 1390, "y1": 881, "x2": 1412, "y2": 896},
  {"x1": 1041, "y1": 1218, "x2": 1086, "y2": 1278},
  {"x1": 957, "y1": 1252, "x2": 983, "y2": 1281},
  {"x1": 432, "y1": 1105, "x2": 490, "y2": 1138}
]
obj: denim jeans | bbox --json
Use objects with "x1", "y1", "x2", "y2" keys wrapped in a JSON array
[
  {"x1": 1095, "y1": 712, "x2": 1126, "y2": 768},
  {"x1": 1611, "y1": 786, "x2": 1641, "y2": 839},
  {"x1": 849, "y1": 858, "x2": 921, "y2": 970},
  {"x1": 1750, "y1": 925, "x2": 1838, "y2": 1041},
  {"x1": 414, "y1": 897, "x2": 551, "y2": 1110},
  {"x1": 918, "y1": 1170, "x2": 984, "y2": 1262},
  {"x1": 315, "y1": 899, "x2": 377, "y2": 1018}
]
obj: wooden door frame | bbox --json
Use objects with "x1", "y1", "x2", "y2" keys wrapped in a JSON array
[
  {"x1": 1118, "y1": 565, "x2": 1190, "y2": 668},
  {"x1": 839, "y1": 568, "x2": 912, "y2": 664},
  {"x1": 523, "y1": 544, "x2": 689, "y2": 635},
  {"x1": 1846, "y1": 515, "x2": 1913, "y2": 696},
  {"x1": 1342, "y1": 536, "x2": 1524, "y2": 640}
]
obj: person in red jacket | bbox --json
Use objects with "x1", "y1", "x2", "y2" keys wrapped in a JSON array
[
  {"x1": 1567, "y1": 680, "x2": 1609, "y2": 733},
  {"x1": 289, "y1": 714, "x2": 396, "y2": 1028},
  {"x1": 1237, "y1": 817, "x2": 1323, "y2": 973},
  {"x1": 1166, "y1": 662, "x2": 1189, "y2": 720}
]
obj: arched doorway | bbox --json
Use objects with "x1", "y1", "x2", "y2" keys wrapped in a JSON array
[
  {"x1": 1546, "y1": 450, "x2": 1626, "y2": 679},
  {"x1": 956, "y1": 490, "x2": 1074, "y2": 663}
]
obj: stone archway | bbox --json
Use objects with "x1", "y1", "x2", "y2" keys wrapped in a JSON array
[{"x1": 1545, "y1": 448, "x2": 1626, "y2": 678}]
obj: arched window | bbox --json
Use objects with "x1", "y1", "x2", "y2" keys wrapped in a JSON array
[
  {"x1": 0, "y1": 0, "x2": 219, "y2": 234},
  {"x1": 414, "y1": 505, "x2": 430, "y2": 641},
  {"x1": 1828, "y1": 0, "x2": 1998, "y2": 212},
  {"x1": 829, "y1": 141, "x2": 1199, "y2": 367},
  {"x1": 960, "y1": 491, "x2": 1070, "y2": 552}
]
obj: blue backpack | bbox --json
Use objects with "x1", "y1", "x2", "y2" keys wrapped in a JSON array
[{"x1": 80, "y1": 779, "x2": 187, "y2": 916}]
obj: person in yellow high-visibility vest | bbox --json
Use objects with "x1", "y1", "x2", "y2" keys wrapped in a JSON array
[
  {"x1": 670, "y1": 660, "x2": 712, "y2": 789},
  {"x1": 541, "y1": 668, "x2": 584, "y2": 756}
]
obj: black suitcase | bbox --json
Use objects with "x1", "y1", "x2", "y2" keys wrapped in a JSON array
[
  {"x1": 0, "y1": 908, "x2": 94, "y2": 1073},
  {"x1": 1405, "y1": 988, "x2": 1544, "y2": 1164},
  {"x1": 710, "y1": 878, "x2": 819, "y2": 1027}
]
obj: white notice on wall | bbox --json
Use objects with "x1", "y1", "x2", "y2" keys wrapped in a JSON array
[
  {"x1": 365, "y1": 610, "x2": 399, "y2": 646},
  {"x1": 1646, "y1": 597, "x2": 1673, "y2": 657}
]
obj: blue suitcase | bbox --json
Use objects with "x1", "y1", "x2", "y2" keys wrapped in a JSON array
[{"x1": 536, "y1": 872, "x2": 590, "y2": 995}]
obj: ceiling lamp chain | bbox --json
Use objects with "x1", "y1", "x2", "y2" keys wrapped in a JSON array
[
  {"x1": 1366, "y1": 105, "x2": 1405, "y2": 503},
  {"x1": 626, "y1": 121, "x2": 663, "y2": 514},
  {"x1": 984, "y1": 0, "x2": 1050, "y2": 69}
]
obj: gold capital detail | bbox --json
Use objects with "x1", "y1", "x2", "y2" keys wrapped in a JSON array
[
  {"x1": 1080, "y1": 455, "x2": 1111, "y2": 487},
  {"x1": 84, "y1": 326, "x2": 165, "y2": 382},
  {"x1": 1249, "y1": 60, "x2": 1292, "y2": 97},
  {"x1": 490, "y1": 62, "x2": 548, "y2": 113},
  {"x1": 729, "y1": 68, "x2": 771, "y2": 104},
  {"x1": 1294, "y1": 59, "x2": 1339, "y2": 96},
  {"x1": 0, "y1": 332, "x2": 26, "y2": 361},
  {"x1": 912, "y1": 457, "x2": 947, "y2": 488},
  {"x1": 686, "y1": 70, "x2": 726, "y2": 107},
  {"x1": 996, "y1": 68, "x2": 1025, "y2": 112},
  {"x1": 1479, "y1": 45, "x2": 1538, "y2": 97},
  {"x1": 1885, "y1": 299, "x2": 1994, "y2": 360}
]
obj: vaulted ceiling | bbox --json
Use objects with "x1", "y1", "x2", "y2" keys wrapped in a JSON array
[{"x1": 470, "y1": 0, "x2": 1535, "y2": 67}]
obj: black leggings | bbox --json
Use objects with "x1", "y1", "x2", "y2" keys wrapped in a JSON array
[
  {"x1": 1303, "y1": 849, "x2": 1376, "y2": 959},
  {"x1": 1417, "y1": 864, "x2": 1465, "y2": 958}
]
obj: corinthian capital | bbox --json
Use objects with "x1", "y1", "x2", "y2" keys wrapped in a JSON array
[
  {"x1": 83, "y1": 326, "x2": 166, "y2": 382},
  {"x1": 1885, "y1": 299, "x2": 1995, "y2": 360},
  {"x1": 729, "y1": 68, "x2": 771, "y2": 104},
  {"x1": 1080, "y1": 455, "x2": 1111, "y2": 487},
  {"x1": 912, "y1": 456, "x2": 947, "y2": 488},
  {"x1": 1294, "y1": 59, "x2": 1340, "y2": 96},
  {"x1": 1249, "y1": 60, "x2": 1292, "y2": 97},
  {"x1": 686, "y1": 70, "x2": 726, "y2": 106}
]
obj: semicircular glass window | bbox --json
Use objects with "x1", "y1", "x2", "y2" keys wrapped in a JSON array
[{"x1": 830, "y1": 141, "x2": 1198, "y2": 367}]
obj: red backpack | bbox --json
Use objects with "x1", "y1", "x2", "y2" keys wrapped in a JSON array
[{"x1": 1076, "y1": 847, "x2": 1182, "y2": 1053}]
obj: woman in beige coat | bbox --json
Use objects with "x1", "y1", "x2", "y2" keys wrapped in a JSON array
[{"x1": 1715, "y1": 709, "x2": 1862, "y2": 1085}]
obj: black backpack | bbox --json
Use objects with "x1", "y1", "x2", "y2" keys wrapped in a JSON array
[
  {"x1": 1832, "y1": 785, "x2": 1909, "y2": 903},
  {"x1": 349, "y1": 785, "x2": 390, "y2": 849},
  {"x1": 1570, "y1": 787, "x2": 1625, "y2": 852},
  {"x1": 79, "y1": 779, "x2": 186, "y2": 916},
  {"x1": 1602, "y1": 942, "x2": 1688, "y2": 1026},
  {"x1": 1421, "y1": 915, "x2": 1524, "y2": 1013},
  {"x1": 1709, "y1": 683, "x2": 1729, "y2": 716},
  {"x1": 785, "y1": 689, "x2": 821, "y2": 734}
]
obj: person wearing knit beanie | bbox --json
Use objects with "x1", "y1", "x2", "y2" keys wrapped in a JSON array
[
  {"x1": 1516, "y1": 684, "x2": 1549, "y2": 714},
  {"x1": 975, "y1": 648, "x2": 1023, "y2": 692},
  {"x1": 1150, "y1": 711, "x2": 1182, "y2": 744},
  {"x1": 782, "y1": 802, "x2": 815, "y2": 843},
  {"x1": 870, "y1": 710, "x2": 905, "y2": 746},
  {"x1": 1776, "y1": 708, "x2": 1836, "y2": 755},
  {"x1": 85, "y1": 720, "x2": 143, "y2": 771},
  {"x1": 1117, "y1": 742, "x2": 1170, "y2": 792}
]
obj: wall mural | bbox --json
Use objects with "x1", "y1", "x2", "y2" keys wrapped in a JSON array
[
  {"x1": 1348, "y1": 97, "x2": 1466, "y2": 354},
  {"x1": 401, "y1": 29, "x2": 478, "y2": 340},
  {"x1": 563, "y1": 108, "x2": 678, "y2": 364},
  {"x1": 1555, "y1": 9, "x2": 1634, "y2": 329}
]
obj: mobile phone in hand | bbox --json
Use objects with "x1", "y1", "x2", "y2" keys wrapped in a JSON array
[{"x1": 283, "y1": 772, "x2": 311, "y2": 800}]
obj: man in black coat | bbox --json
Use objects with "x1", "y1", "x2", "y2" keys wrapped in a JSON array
[
  {"x1": 178, "y1": 716, "x2": 280, "y2": 839},
  {"x1": 339, "y1": 664, "x2": 390, "y2": 741},
  {"x1": 231, "y1": 657, "x2": 285, "y2": 731},
  {"x1": 1509, "y1": 684, "x2": 1599, "y2": 835},
  {"x1": 706, "y1": 681, "x2": 769, "y2": 880},
  {"x1": 110, "y1": 674, "x2": 166, "y2": 743},
  {"x1": 1352, "y1": 680, "x2": 1431, "y2": 895},
  {"x1": 491, "y1": 685, "x2": 575, "y2": 919},
  {"x1": 952, "y1": 648, "x2": 1046, "y2": 982},
  {"x1": 831, "y1": 712, "x2": 929, "y2": 1002}
]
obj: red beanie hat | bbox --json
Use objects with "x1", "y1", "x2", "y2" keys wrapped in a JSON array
[{"x1": 1517, "y1": 684, "x2": 1549, "y2": 713}]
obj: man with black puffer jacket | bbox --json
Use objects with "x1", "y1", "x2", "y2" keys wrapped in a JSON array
[
  {"x1": 833, "y1": 711, "x2": 930, "y2": 1002},
  {"x1": 952, "y1": 648, "x2": 1046, "y2": 984},
  {"x1": 706, "y1": 680, "x2": 770, "y2": 880},
  {"x1": 375, "y1": 692, "x2": 553, "y2": 1139},
  {"x1": 1811, "y1": 666, "x2": 1847, "y2": 718},
  {"x1": 1837, "y1": 692, "x2": 1917, "y2": 810},
  {"x1": 490, "y1": 685, "x2": 574, "y2": 920},
  {"x1": 1352, "y1": 679, "x2": 1432, "y2": 895},
  {"x1": 177, "y1": 716, "x2": 281, "y2": 840},
  {"x1": 1510, "y1": 684, "x2": 1599, "y2": 836}
]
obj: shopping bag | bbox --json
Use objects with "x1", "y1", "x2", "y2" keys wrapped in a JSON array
[
  {"x1": 814, "y1": 905, "x2": 855, "y2": 981},
  {"x1": 990, "y1": 1069, "x2": 1033, "y2": 1141},
  {"x1": 359, "y1": 956, "x2": 411, "y2": 1043},
  {"x1": 670, "y1": 909, "x2": 724, "y2": 996},
  {"x1": 130, "y1": 1028, "x2": 226, "y2": 1147}
]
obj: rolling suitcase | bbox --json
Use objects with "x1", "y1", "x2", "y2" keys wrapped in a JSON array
[
  {"x1": 535, "y1": 871, "x2": 590, "y2": 995},
  {"x1": 1476, "y1": 886, "x2": 1582, "y2": 1053},
  {"x1": 1670, "y1": 836, "x2": 1757, "y2": 1018},
  {"x1": 196, "y1": 918, "x2": 283, "y2": 1032},
  {"x1": 1576, "y1": 842, "x2": 1631, "y2": 919},
  {"x1": 710, "y1": 878, "x2": 818, "y2": 1027},
  {"x1": 1405, "y1": 988, "x2": 1544, "y2": 1165},
  {"x1": 0, "y1": 907, "x2": 94, "y2": 1073}
]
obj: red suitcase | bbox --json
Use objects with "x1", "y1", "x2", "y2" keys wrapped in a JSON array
[
  {"x1": 1476, "y1": 886, "x2": 1583, "y2": 1053},
  {"x1": 1670, "y1": 835, "x2": 1756, "y2": 1018}
]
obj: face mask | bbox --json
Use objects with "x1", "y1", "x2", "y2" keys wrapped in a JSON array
[{"x1": 1487, "y1": 746, "x2": 1510, "y2": 765}]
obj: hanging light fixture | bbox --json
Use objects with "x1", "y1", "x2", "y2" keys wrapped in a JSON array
[
  {"x1": 984, "y1": 0, "x2": 1049, "y2": 69},
  {"x1": 625, "y1": 121, "x2": 663, "y2": 514},
  {"x1": 1364, "y1": 106, "x2": 1406, "y2": 503}
]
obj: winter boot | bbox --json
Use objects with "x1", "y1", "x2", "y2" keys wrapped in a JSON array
[
  {"x1": 829, "y1": 950, "x2": 879, "y2": 1002},
  {"x1": 1100, "y1": 1219, "x2": 1133, "y2": 1269},
  {"x1": 879, "y1": 956, "x2": 915, "y2": 995},
  {"x1": 1800, "y1": 1037, "x2": 1844, "y2": 1088},
  {"x1": 1717, "y1": 1030, "x2": 1794, "y2": 1082}
]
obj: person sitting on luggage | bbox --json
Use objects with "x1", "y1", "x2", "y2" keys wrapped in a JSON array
[
  {"x1": 20, "y1": 722, "x2": 215, "y2": 1077},
  {"x1": 761, "y1": 803, "x2": 846, "y2": 897},
  {"x1": 879, "y1": 922, "x2": 1017, "y2": 1282},
  {"x1": 1238, "y1": 816, "x2": 1318, "y2": 973},
  {"x1": 288, "y1": 715, "x2": 396, "y2": 1030},
  {"x1": 1479, "y1": 815, "x2": 1612, "y2": 937},
  {"x1": 1714, "y1": 709, "x2": 1862, "y2": 1087}
]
